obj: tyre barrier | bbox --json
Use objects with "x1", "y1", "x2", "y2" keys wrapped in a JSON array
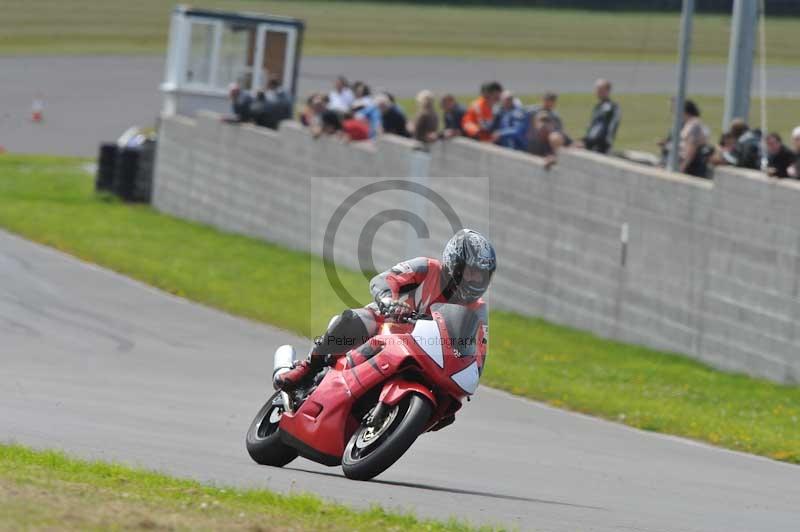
[
  {"x1": 95, "y1": 143, "x2": 118, "y2": 193},
  {"x1": 96, "y1": 140, "x2": 155, "y2": 203}
]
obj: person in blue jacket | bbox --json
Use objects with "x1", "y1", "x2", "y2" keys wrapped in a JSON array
[{"x1": 490, "y1": 90, "x2": 530, "y2": 151}]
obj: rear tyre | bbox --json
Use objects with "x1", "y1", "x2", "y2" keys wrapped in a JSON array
[
  {"x1": 246, "y1": 392, "x2": 299, "y2": 467},
  {"x1": 342, "y1": 393, "x2": 432, "y2": 481}
]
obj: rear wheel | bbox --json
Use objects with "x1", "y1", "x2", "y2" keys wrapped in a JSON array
[
  {"x1": 342, "y1": 393, "x2": 432, "y2": 481},
  {"x1": 246, "y1": 392, "x2": 298, "y2": 467}
]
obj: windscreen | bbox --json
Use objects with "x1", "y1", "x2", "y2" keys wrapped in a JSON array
[{"x1": 432, "y1": 303, "x2": 479, "y2": 357}]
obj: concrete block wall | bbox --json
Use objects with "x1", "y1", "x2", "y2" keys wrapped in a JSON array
[{"x1": 153, "y1": 113, "x2": 800, "y2": 383}]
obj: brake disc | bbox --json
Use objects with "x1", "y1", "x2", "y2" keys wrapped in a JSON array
[{"x1": 355, "y1": 404, "x2": 399, "y2": 449}]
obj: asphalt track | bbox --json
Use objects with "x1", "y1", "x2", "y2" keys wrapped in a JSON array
[
  {"x1": 1, "y1": 55, "x2": 799, "y2": 156},
  {"x1": 2, "y1": 229, "x2": 799, "y2": 531}
]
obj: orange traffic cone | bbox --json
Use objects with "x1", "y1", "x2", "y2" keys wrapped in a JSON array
[{"x1": 32, "y1": 98, "x2": 44, "y2": 123}]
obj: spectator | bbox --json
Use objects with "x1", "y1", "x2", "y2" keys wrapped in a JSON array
[
  {"x1": 328, "y1": 75, "x2": 355, "y2": 113},
  {"x1": 527, "y1": 92, "x2": 564, "y2": 133},
  {"x1": 300, "y1": 93, "x2": 328, "y2": 135},
  {"x1": 462, "y1": 81, "x2": 503, "y2": 141},
  {"x1": 320, "y1": 110, "x2": 370, "y2": 141},
  {"x1": 727, "y1": 118, "x2": 762, "y2": 170},
  {"x1": 765, "y1": 133, "x2": 796, "y2": 178},
  {"x1": 578, "y1": 79, "x2": 620, "y2": 154},
  {"x1": 491, "y1": 90, "x2": 529, "y2": 150},
  {"x1": 250, "y1": 78, "x2": 292, "y2": 130},
  {"x1": 249, "y1": 91, "x2": 269, "y2": 127},
  {"x1": 226, "y1": 83, "x2": 253, "y2": 123},
  {"x1": 709, "y1": 132, "x2": 738, "y2": 166},
  {"x1": 265, "y1": 77, "x2": 292, "y2": 109},
  {"x1": 526, "y1": 110, "x2": 566, "y2": 168},
  {"x1": 789, "y1": 127, "x2": 800, "y2": 178},
  {"x1": 356, "y1": 95, "x2": 383, "y2": 138},
  {"x1": 357, "y1": 93, "x2": 410, "y2": 138},
  {"x1": 410, "y1": 90, "x2": 439, "y2": 144},
  {"x1": 678, "y1": 100, "x2": 711, "y2": 178},
  {"x1": 351, "y1": 81, "x2": 373, "y2": 112},
  {"x1": 379, "y1": 94, "x2": 411, "y2": 137},
  {"x1": 440, "y1": 94, "x2": 466, "y2": 138}
]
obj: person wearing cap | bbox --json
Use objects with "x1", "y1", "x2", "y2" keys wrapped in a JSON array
[{"x1": 787, "y1": 127, "x2": 800, "y2": 178}]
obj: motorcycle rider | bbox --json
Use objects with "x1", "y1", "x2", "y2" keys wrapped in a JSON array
[{"x1": 274, "y1": 229, "x2": 496, "y2": 391}]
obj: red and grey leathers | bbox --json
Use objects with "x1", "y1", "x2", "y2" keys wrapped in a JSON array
[
  {"x1": 276, "y1": 256, "x2": 489, "y2": 390},
  {"x1": 370, "y1": 256, "x2": 489, "y2": 372},
  {"x1": 375, "y1": 254, "x2": 485, "y2": 312}
]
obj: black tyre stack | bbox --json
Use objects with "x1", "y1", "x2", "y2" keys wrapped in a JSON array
[
  {"x1": 95, "y1": 140, "x2": 156, "y2": 203},
  {"x1": 95, "y1": 143, "x2": 117, "y2": 193}
]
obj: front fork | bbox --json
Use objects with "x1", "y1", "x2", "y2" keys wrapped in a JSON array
[{"x1": 279, "y1": 391, "x2": 294, "y2": 414}]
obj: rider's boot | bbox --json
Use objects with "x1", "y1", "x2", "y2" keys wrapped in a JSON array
[
  {"x1": 275, "y1": 309, "x2": 373, "y2": 391},
  {"x1": 274, "y1": 349, "x2": 326, "y2": 391}
]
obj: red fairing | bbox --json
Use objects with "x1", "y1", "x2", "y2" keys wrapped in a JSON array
[
  {"x1": 379, "y1": 378, "x2": 437, "y2": 407},
  {"x1": 277, "y1": 309, "x2": 477, "y2": 466},
  {"x1": 278, "y1": 370, "x2": 355, "y2": 459}
]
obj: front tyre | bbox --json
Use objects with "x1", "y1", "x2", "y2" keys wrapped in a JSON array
[
  {"x1": 342, "y1": 393, "x2": 432, "y2": 481},
  {"x1": 246, "y1": 392, "x2": 298, "y2": 467}
]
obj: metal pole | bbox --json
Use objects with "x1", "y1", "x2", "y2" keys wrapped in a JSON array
[
  {"x1": 722, "y1": 0, "x2": 759, "y2": 132},
  {"x1": 757, "y1": 0, "x2": 768, "y2": 170},
  {"x1": 667, "y1": 0, "x2": 694, "y2": 173}
]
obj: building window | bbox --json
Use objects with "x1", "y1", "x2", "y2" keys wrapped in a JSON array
[
  {"x1": 186, "y1": 21, "x2": 214, "y2": 85},
  {"x1": 216, "y1": 22, "x2": 255, "y2": 90}
]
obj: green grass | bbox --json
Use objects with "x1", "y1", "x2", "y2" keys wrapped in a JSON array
[
  {"x1": 0, "y1": 0, "x2": 797, "y2": 64},
  {"x1": 0, "y1": 154, "x2": 798, "y2": 465},
  {"x1": 0, "y1": 443, "x2": 482, "y2": 531},
  {"x1": 396, "y1": 93, "x2": 800, "y2": 154}
]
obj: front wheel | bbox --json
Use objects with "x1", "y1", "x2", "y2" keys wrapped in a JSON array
[
  {"x1": 246, "y1": 392, "x2": 298, "y2": 467},
  {"x1": 342, "y1": 393, "x2": 432, "y2": 481}
]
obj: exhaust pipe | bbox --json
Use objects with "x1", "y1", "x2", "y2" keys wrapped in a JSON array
[
  {"x1": 272, "y1": 345, "x2": 297, "y2": 413},
  {"x1": 272, "y1": 345, "x2": 296, "y2": 390}
]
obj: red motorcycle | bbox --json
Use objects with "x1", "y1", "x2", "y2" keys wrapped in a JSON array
[{"x1": 246, "y1": 304, "x2": 482, "y2": 480}]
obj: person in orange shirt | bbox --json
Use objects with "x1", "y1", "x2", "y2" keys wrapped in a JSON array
[{"x1": 461, "y1": 81, "x2": 503, "y2": 141}]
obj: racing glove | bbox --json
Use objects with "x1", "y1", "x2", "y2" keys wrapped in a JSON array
[{"x1": 377, "y1": 296, "x2": 412, "y2": 319}]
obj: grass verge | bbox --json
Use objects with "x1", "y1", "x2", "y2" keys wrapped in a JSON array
[
  {"x1": 0, "y1": 0, "x2": 797, "y2": 64},
  {"x1": 0, "y1": 443, "x2": 479, "y2": 531},
  {"x1": 0, "y1": 154, "x2": 798, "y2": 465}
]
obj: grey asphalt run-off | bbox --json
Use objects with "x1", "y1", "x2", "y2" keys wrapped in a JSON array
[
  {"x1": 1, "y1": 55, "x2": 799, "y2": 156},
  {"x1": 1, "y1": 229, "x2": 799, "y2": 531}
]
